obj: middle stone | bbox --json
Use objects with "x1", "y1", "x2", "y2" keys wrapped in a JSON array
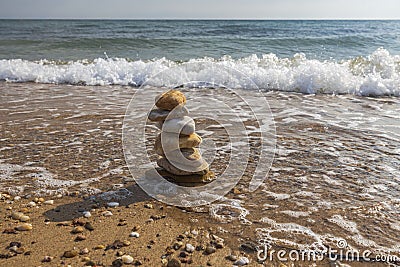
[{"x1": 161, "y1": 116, "x2": 195, "y2": 136}]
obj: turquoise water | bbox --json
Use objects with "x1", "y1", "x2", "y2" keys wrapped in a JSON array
[
  {"x1": 1, "y1": 20, "x2": 400, "y2": 61},
  {"x1": 0, "y1": 20, "x2": 400, "y2": 96}
]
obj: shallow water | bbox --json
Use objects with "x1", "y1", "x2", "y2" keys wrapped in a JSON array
[{"x1": 0, "y1": 82, "x2": 399, "y2": 264}]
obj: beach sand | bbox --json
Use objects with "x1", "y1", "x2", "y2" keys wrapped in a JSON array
[{"x1": 1, "y1": 82, "x2": 398, "y2": 266}]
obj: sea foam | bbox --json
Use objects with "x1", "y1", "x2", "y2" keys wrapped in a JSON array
[{"x1": 0, "y1": 48, "x2": 399, "y2": 96}]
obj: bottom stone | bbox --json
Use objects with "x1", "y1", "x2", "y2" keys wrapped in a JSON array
[{"x1": 156, "y1": 168, "x2": 215, "y2": 185}]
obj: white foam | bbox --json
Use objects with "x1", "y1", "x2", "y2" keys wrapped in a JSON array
[
  {"x1": 327, "y1": 215, "x2": 359, "y2": 234},
  {"x1": 281, "y1": 210, "x2": 310, "y2": 218},
  {"x1": 209, "y1": 203, "x2": 251, "y2": 225},
  {"x1": 1, "y1": 48, "x2": 399, "y2": 96},
  {"x1": 262, "y1": 190, "x2": 291, "y2": 200},
  {"x1": 0, "y1": 161, "x2": 101, "y2": 195}
]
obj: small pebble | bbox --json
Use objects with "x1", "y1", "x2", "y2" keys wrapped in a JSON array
[
  {"x1": 71, "y1": 226, "x2": 85, "y2": 234},
  {"x1": 42, "y1": 255, "x2": 53, "y2": 262},
  {"x1": 134, "y1": 260, "x2": 143, "y2": 265},
  {"x1": 205, "y1": 246, "x2": 216, "y2": 255},
  {"x1": 11, "y1": 212, "x2": 24, "y2": 220},
  {"x1": 122, "y1": 240, "x2": 131, "y2": 246},
  {"x1": 10, "y1": 246, "x2": 25, "y2": 254},
  {"x1": 226, "y1": 254, "x2": 237, "y2": 261},
  {"x1": 121, "y1": 254, "x2": 134, "y2": 264},
  {"x1": 107, "y1": 202, "x2": 119, "y2": 208},
  {"x1": 86, "y1": 260, "x2": 97, "y2": 266},
  {"x1": 56, "y1": 221, "x2": 71, "y2": 226},
  {"x1": 144, "y1": 203, "x2": 153, "y2": 209},
  {"x1": 75, "y1": 234, "x2": 86, "y2": 241},
  {"x1": 84, "y1": 222, "x2": 95, "y2": 231},
  {"x1": 215, "y1": 242, "x2": 224, "y2": 249},
  {"x1": 43, "y1": 200, "x2": 54, "y2": 205},
  {"x1": 132, "y1": 225, "x2": 140, "y2": 231},
  {"x1": 63, "y1": 249, "x2": 78, "y2": 258},
  {"x1": 9, "y1": 241, "x2": 21, "y2": 248},
  {"x1": 167, "y1": 258, "x2": 181, "y2": 267},
  {"x1": 82, "y1": 256, "x2": 91, "y2": 262},
  {"x1": 13, "y1": 196, "x2": 21, "y2": 201},
  {"x1": 129, "y1": 232, "x2": 140, "y2": 238},
  {"x1": 80, "y1": 248, "x2": 89, "y2": 255},
  {"x1": 112, "y1": 259, "x2": 123, "y2": 267},
  {"x1": 185, "y1": 243, "x2": 195, "y2": 253},
  {"x1": 19, "y1": 215, "x2": 30, "y2": 222},
  {"x1": 190, "y1": 230, "x2": 198, "y2": 236},
  {"x1": 38, "y1": 197, "x2": 45, "y2": 202},
  {"x1": 102, "y1": 210, "x2": 113, "y2": 217},
  {"x1": 173, "y1": 241, "x2": 183, "y2": 250},
  {"x1": 83, "y1": 211, "x2": 92, "y2": 218},
  {"x1": 20, "y1": 208, "x2": 29, "y2": 213},
  {"x1": 233, "y1": 257, "x2": 250, "y2": 266},
  {"x1": 179, "y1": 251, "x2": 188, "y2": 258},
  {"x1": 94, "y1": 245, "x2": 105, "y2": 250},
  {"x1": 27, "y1": 201, "x2": 36, "y2": 207},
  {"x1": 15, "y1": 223, "x2": 33, "y2": 231}
]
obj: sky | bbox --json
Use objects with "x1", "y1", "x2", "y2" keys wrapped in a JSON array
[{"x1": 0, "y1": 0, "x2": 399, "y2": 19}]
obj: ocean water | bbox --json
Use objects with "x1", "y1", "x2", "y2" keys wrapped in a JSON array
[{"x1": 0, "y1": 19, "x2": 400, "y2": 96}]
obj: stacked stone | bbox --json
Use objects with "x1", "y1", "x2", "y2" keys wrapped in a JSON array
[{"x1": 148, "y1": 90, "x2": 214, "y2": 184}]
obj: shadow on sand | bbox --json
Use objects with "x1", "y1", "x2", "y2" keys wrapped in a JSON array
[{"x1": 43, "y1": 183, "x2": 151, "y2": 222}]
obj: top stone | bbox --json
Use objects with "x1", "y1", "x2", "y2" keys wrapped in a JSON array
[{"x1": 155, "y1": 90, "x2": 186, "y2": 110}]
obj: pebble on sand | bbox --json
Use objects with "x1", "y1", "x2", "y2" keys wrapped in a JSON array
[
  {"x1": 75, "y1": 234, "x2": 86, "y2": 241},
  {"x1": 11, "y1": 212, "x2": 24, "y2": 220},
  {"x1": 43, "y1": 200, "x2": 54, "y2": 205},
  {"x1": 63, "y1": 249, "x2": 78, "y2": 258},
  {"x1": 83, "y1": 211, "x2": 92, "y2": 218},
  {"x1": 107, "y1": 202, "x2": 120, "y2": 208},
  {"x1": 71, "y1": 226, "x2": 85, "y2": 234},
  {"x1": 144, "y1": 203, "x2": 153, "y2": 209},
  {"x1": 84, "y1": 222, "x2": 95, "y2": 231},
  {"x1": 129, "y1": 232, "x2": 140, "y2": 238},
  {"x1": 121, "y1": 254, "x2": 134, "y2": 264},
  {"x1": 102, "y1": 210, "x2": 113, "y2": 216},
  {"x1": 167, "y1": 258, "x2": 181, "y2": 267},
  {"x1": 80, "y1": 247, "x2": 89, "y2": 255},
  {"x1": 42, "y1": 255, "x2": 53, "y2": 262},
  {"x1": 226, "y1": 254, "x2": 237, "y2": 261},
  {"x1": 185, "y1": 243, "x2": 195, "y2": 253},
  {"x1": 15, "y1": 223, "x2": 33, "y2": 231},
  {"x1": 11, "y1": 212, "x2": 30, "y2": 222},
  {"x1": 233, "y1": 257, "x2": 250, "y2": 266},
  {"x1": 27, "y1": 201, "x2": 36, "y2": 207},
  {"x1": 205, "y1": 246, "x2": 216, "y2": 255}
]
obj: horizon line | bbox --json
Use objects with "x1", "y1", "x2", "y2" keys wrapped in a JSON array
[{"x1": 0, "y1": 17, "x2": 399, "y2": 20}]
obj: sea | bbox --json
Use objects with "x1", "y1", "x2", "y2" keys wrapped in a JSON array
[
  {"x1": 0, "y1": 19, "x2": 399, "y2": 95},
  {"x1": 1, "y1": 20, "x2": 400, "y2": 265}
]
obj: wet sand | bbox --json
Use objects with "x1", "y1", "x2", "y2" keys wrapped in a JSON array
[{"x1": 1, "y1": 82, "x2": 399, "y2": 266}]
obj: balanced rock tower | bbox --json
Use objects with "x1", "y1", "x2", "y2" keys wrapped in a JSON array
[{"x1": 148, "y1": 90, "x2": 214, "y2": 184}]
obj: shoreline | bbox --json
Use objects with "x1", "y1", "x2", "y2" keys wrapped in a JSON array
[{"x1": 1, "y1": 82, "x2": 399, "y2": 266}]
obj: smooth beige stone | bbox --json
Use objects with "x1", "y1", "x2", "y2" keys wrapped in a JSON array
[
  {"x1": 155, "y1": 90, "x2": 186, "y2": 110},
  {"x1": 157, "y1": 157, "x2": 209, "y2": 176},
  {"x1": 154, "y1": 132, "x2": 202, "y2": 154},
  {"x1": 163, "y1": 148, "x2": 208, "y2": 171},
  {"x1": 157, "y1": 168, "x2": 215, "y2": 183},
  {"x1": 162, "y1": 116, "x2": 195, "y2": 135},
  {"x1": 148, "y1": 104, "x2": 189, "y2": 122}
]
